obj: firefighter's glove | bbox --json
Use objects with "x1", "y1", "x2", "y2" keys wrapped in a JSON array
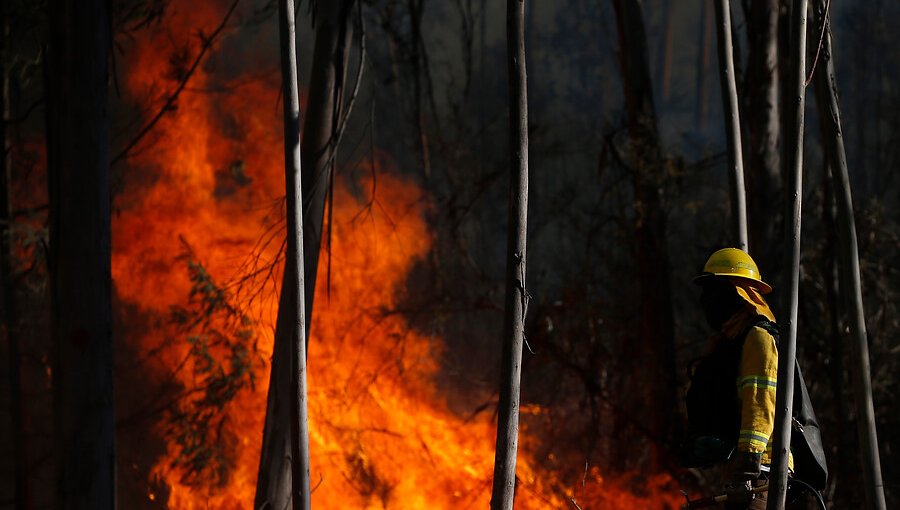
[
  {"x1": 723, "y1": 451, "x2": 762, "y2": 507},
  {"x1": 727, "y1": 451, "x2": 762, "y2": 481}
]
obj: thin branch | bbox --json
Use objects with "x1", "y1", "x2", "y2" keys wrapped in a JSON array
[
  {"x1": 111, "y1": 0, "x2": 240, "y2": 166},
  {"x1": 805, "y1": 0, "x2": 831, "y2": 87}
]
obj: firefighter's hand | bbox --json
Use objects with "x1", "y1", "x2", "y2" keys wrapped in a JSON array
[
  {"x1": 727, "y1": 451, "x2": 762, "y2": 481},
  {"x1": 723, "y1": 452, "x2": 762, "y2": 507}
]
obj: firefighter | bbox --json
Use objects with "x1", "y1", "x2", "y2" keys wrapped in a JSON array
[{"x1": 688, "y1": 248, "x2": 786, "y2": 510}]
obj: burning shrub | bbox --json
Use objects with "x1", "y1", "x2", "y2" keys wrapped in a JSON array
[{"x1": 164, "y1": 250, "x2": 260, "y2": 488}]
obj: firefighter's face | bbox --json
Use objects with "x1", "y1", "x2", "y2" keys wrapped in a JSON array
[{"x1": 699, "y1": 279, "x2": 743, "y2": 329}]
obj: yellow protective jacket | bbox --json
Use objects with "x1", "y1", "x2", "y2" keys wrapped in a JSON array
[{"x1": 721, "y1": 286, "x2": 790, "y2": 467}]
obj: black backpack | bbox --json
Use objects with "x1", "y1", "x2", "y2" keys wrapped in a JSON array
[{"x1": 683, "y1": 319, "x2": 828, "y2": 490}]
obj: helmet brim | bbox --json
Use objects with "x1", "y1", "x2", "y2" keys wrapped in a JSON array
[{"x1": 693, "y1": 272, "x2": 773, "y2": 295}]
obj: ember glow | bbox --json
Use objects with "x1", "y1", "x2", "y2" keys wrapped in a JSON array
[{"x1": 110, "y1": 2, "x2": 683, "y2": 508}]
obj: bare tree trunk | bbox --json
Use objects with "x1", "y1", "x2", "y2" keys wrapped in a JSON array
[
  {"x1": 489, "y1": 0, "x2": 529, "y2": 508},
  {"x1": 408, "y1": 0, "x2": 431, "y2": 179},
  {"x1": 254, "y1": 3, "x2": 353, "y2": 508},
  {"x1": 820, "y1": 163, "x2": 848, "y2": 499},
  {"x1": 299, "y1": 0, "x2": 353, "y2": 333},
  {"x1": 811, "y1": 2, "x2": 886, "y2": 507},
  {"x1": 713, "y1": 0, "x2": 749, "y2": 251},
  {"x1": 1, "y1": 5, "x2": 29, "y2": 507},
  {"x1": 46, "y1": 0, "x2": 114, "y2": 508},
  {"x1": 766, "y1": 0, "x2": 807, "y2": 508},
  {"x1": 277, "y1": 1, "x2": 311, "y2": 508},
  {"x1": 611, "y1": 0, "x2": 677, "y2": 469},
  {"x1": 255, "y1": 282, "x2": 293, "y2": 509},
  {"x1": 744, "y1": 0, "x2": 781, "y2": 271},
  {"x1": 655, "y1": 0, "x2": 675, "y2": 103},
  {"x1": 695, "y1": 0, "x2": 714, "y2": 127}
]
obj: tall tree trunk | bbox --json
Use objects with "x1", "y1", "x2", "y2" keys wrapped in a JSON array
[
  {"x1": 766, "y1": 0, "x2": 807, "y2": 508},
  {"x1": 820, "y1": 162, "x2": 849, "y2": 502},
  {"x1": 713, "y1": 0, "x2": 749, "y2": 251},
  {"x1": 811, "y1": 2, "x2": 887, "y2": 507},
  {"x1": 277, "y1": 0, "x2": 311, "y2": 508},
  {"x1": 655, "y1": 0, "x2": 675, "y2": 104},
  {"x1": 45, "y1": 0, "x2": 114, "y2": 508},
  {"x1": 1, "y1": 4, "x2": 28, "y2": 507},
  {"x1": 610, "y1": 0, "x2": 677, "y2": 469},
  {"x1": 695, "y1": 0, "x2": 714, "y2": 128},
  {"x1": 254, "y1": 2, "x2": 354, "y2": 508},
  {"x1": 489, "y1": 0, "x2": 529, "y2": 508},
  {"x1": 743, "y1": 0, "x2": 781, "y2": 272},
  {"x1": 408, "y1": 0, "x2": 431, "y2": 179},
  {"x1": 299, "y1": 0, "x2": 353, "y2": 335}
]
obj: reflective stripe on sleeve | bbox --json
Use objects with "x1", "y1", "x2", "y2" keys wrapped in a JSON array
[
  {"x1": 739, "y1": 429, "x2": 770, "y2": 451},
  {"x1": 737, "y1": 375, "x2": 777, "y2": 391}
]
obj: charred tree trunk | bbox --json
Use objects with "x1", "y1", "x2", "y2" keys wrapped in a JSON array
[
  {"x1": 45, "y1": 0, "x2": 115, "y2": 508},
  {"x1": 1, "y1": 4, "x2": 28, "y2": 507},
  {"x1": 254, "y1": 2, "x2": 354, "y2": 508},
  {"x1": 489, "y1": 0, "x2": 529, "y2": 508},
  {"x1": 744, "y1": 0, "x2": 781, "y2": 271},
  {"x1": 610, "y1": 0, "x2": 677, "y2": 468},
  {"x1": 766, "y1": 0, "x2": 807, "y2": 507},
  {"x1": 713, "y1": 0, "x2": 749, "y2": 251},
  {"x1": 811, "y1": 2, "x2": 886, "y2": 507},
  {"x1": 277, "y1": 0, "x2": 311, "y2": 508}
]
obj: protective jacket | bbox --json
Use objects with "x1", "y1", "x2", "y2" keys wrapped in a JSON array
[
  {"x1": 685, "y1": 285, "x2": 828, "y2": 489},
  {"x1": 721, "y1": 306, "x2": 780, "y2": 464}
]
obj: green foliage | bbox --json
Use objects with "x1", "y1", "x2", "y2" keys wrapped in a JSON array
[{"x1": 165, "y1": 256, "x2": 259, "y2": 487}]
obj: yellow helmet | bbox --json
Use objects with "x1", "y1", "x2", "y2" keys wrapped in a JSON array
[{"x1": 694, "y1": 248, "x2": 772, "y2": 294}]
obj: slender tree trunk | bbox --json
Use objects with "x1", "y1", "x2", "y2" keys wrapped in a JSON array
[
  {"x1": 46, "y1": 0, "x2": 114, "y2": 508},
  {"x1": 1, "y1": 5, "x2": 29, "y2": 507},
  {"x1": 744, "y1": 0, "x2": 781, "y2": 271},
  {"x1": 766, "y1": 0, "x2": 807, "y2": 508},
  {"x1": 277, "y1": 1, "x2": 311, "y2": 508},
  {"x1": 820, "y1": 162, "x2": 849, "y2": 502},
  {"x1": 408, "y1": 0, "x2": 431, "y2": 179},
  {"x1": 713, "y1": 0, "x2": 749, "y2": 251},
  {"x1": 611, "y1": 0, "x2": 677, "y2": 469},
  {"x1": 811, "y1": 2, "x2": 886, "y2": 507},
  {"x1": 299, "y1": 0, "x2": 353, "y2": 334},
  {"x1": 695, "y1": 0, "x2": 714, "y2": 127},
  {"x1": 655, "y1": 0, "x2": 675, "y2": 104},
  {"x1": 489, "y1": 0, "x2": 529, "y2": 508},
  {"x1": 255, "y1": 3, "x2": 353, "y2": 508}
]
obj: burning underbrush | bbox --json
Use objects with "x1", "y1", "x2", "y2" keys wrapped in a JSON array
[{"x1": 109, "y1": 1, "x2": 684, "y2": 508}]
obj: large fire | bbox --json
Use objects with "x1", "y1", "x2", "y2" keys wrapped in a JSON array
[{"x1": 110, "y1": 2, "x2": 684, "y2": 508}]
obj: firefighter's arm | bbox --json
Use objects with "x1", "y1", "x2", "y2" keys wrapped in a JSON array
[{"x1": 736, "y1": 326, "x2": 779, "y2": 454}]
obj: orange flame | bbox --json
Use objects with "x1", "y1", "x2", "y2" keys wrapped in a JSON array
[{"x1": 111, "y1": 2, "x2": 684, "y2": 508}]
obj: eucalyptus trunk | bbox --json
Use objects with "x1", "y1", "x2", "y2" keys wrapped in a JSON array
[
  {"x1": 766, "y1": 0, "x2": 807, "y2": 507},
  {"x1": 713, "y1": 0, "x2": 749, "y2": 251},
  {"x1": 744, "y1": 0, "x2": 781, "y2": 271},
  {"x1": 489, "y1": 0, "x2": 529, "y2": 508},
  {"x1": 811, "y1": 1, "x2": 886, "y2": 507},
  {"x1": 695, "y1": 0, "x2": 714, "y2": 127},
  {"x1": 277, "y1": 0, "x2": 311, "y2": 508},
  {"x1": 254, "y1": 2, "x2": 354, "y2": 508},
  {"x1": 610, "y1": 0, "x2": 677, "y2": 468},
  {"x1": 46, "y1": 0, "x2": 115, "y2": 507}
]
